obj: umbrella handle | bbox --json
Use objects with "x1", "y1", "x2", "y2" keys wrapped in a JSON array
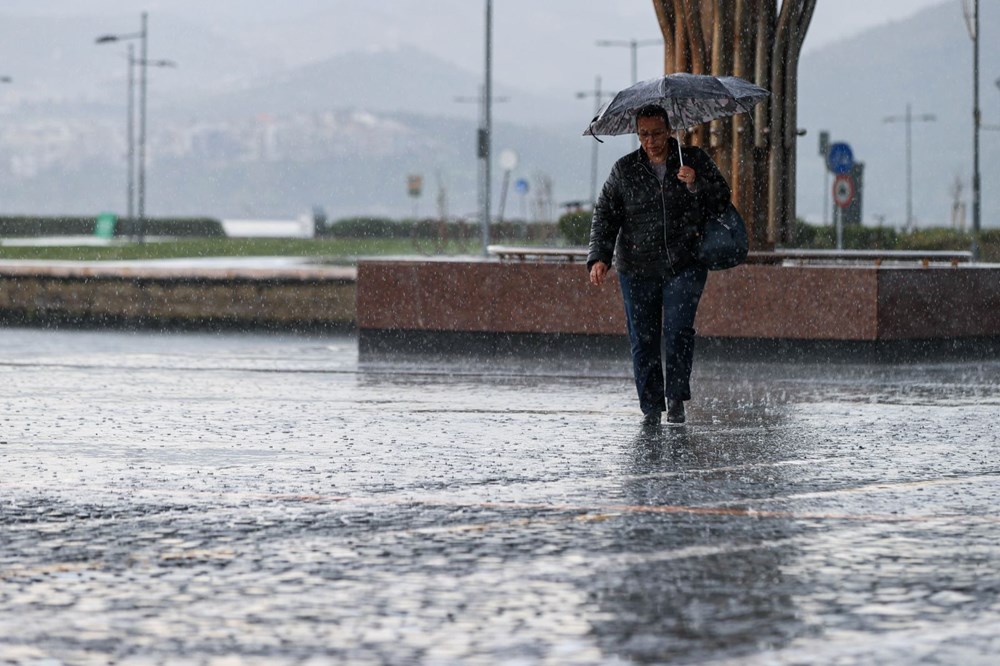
[{"x1": 675, "y1": 131, "x2": 684, "y2": 167}]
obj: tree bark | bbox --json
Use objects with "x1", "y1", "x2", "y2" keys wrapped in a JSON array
[
  {"x1": 781, "y1": 0, "x2": 817, "y2": 243},
  {"x1": 765, "y1": 0, "x2": 794, "y2": 244},
  {"x1": 709, "y1": 0, "x2": 736, "y2": 185},
  {"x1": 730, "y1": 0, "x2": 757, "y2": 238},
  {"x1": 683, "y1": 0, "x2": 709, "y2": 75},
  {"x1": 649, "y1": 0, "x2": 815, "y2": 249}
]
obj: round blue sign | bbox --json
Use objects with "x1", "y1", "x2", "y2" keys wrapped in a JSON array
[
  {"x1": 826, "y1": 142, "x2": 854, "y2": 175},
  {"x1": 514, "y1": 178, "x2": 530, "y2": 195}
]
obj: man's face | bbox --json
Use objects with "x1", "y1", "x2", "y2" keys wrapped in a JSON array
[{"x1": 637, "y1": 115, "x2": 670, "y2": 164}]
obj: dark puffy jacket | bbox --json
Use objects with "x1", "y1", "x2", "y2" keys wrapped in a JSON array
[{"x1": 587, "y1": 140, "x2": 731, "y2": 276}]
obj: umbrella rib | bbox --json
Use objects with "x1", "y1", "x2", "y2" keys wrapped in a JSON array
[{"x1": 581, "y1": 73, "x2": 770, "y2": 138}]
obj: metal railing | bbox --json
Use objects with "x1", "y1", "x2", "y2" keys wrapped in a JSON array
[
  {"x1": 488, "y1": 245, "x2": 974, "y2": 267},
  {"x1": 756, "y1": 249, "x2": 973, "y2": 267}
]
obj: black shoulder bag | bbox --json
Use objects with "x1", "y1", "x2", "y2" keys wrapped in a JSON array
[{"x1": 698, "y1": 203, "x2": 749, "y2": 270}]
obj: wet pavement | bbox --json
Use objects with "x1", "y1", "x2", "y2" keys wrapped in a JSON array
[{"x1": 1, "y1": 327, "x2": 999, "y2": 665}]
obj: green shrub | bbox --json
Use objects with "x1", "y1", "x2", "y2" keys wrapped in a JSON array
[
  {"x1": 558, "y1": 211, "x2": 592, "y2": 246},
  {"x1": 896, "y1": 228, "x2": 971, "y2": 251},
  {"x1": 523, "y1": 222, "x2": 559, "y2": 243},
  {"x1": 325, "y1": 217, "x2": 410, "y2": 239},
  {"x1": 0, "y1": 215, "x2": 223, "y2": 238},
  {"x1": 785, "y1": 220, "x2": 1000, "y2": 261},
  {"x1": 787, "y1": 219, "x2": 832, "y2": 248},
  {"x1": 843, "y1": 225, "x2": 898, "y2": 250},
  {"x1": 979, "y1": 230, "x2": 1000, "y2": 263},
  {"x1": 142, "y1": 218, "x2": 224, "y2": 237}
]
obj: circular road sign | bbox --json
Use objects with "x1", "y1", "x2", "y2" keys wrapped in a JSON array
[
  {"x1": 514, "y1": 178, "x2": 530, "y2": 195},
  {"x1": 826, "y1": 142, "x2": 854, "y2": 175},
  {"x1": 499, "y1": 149, "x2": 519, "y2": 171},
  {"x1": 833, "y1": 174, "x2": 855, "y2": 208}
]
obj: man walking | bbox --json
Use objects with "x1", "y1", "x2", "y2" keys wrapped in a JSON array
[{"x1": 587, "y1": 104, "x2": 731, "y2": 426}]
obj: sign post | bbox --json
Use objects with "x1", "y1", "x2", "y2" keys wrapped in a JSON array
[
  {"x1": 515, "y1": 178, "x2": 530, "y2": 221},
  {"x1": 833, "y1": 174, "x2": 855, "y2": 250},
  {"x1": 407, "y1": 174, "x2": 423, "y2": 219},
  {"x1": 497, "y1": 149, "x2": 518, "y2": 224},
  {"x1": 826, "y1": 142, "x2": 854, "y2": 176},
  {"x1": 827, "y1": 142, "x2": 854, "y2": 249}
]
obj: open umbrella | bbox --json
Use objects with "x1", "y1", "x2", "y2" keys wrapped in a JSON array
[{"x1": 583, "y1": 72, "x2": 770, "y2": 165}]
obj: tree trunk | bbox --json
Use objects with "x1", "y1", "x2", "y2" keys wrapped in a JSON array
[
  {"x1": 709, "y1": 0, "x2": 735, "y2": 186},
  {"x1": 751, "y1": 0, "x2": 775, "y2": 247},
  {"x1": 781, "y1": 0, "x2": 817, "y2": 244},
  {"x1": 650, "y1": 0, "x2": 816, "y2": 249},
  {"x1": 766, "y1": 0, "x2": 794, "y2": 245}
]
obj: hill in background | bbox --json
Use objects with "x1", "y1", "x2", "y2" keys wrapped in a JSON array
[
  {"x1": 0, "y1": 1, "x2": 996, "y2": 229},
  {"x1": 796, "y1": 0, "x2": 999, "y2": 228}
]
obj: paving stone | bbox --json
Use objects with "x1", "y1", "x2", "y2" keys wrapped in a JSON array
[{"x1": 1, "y1": 328, "x2": 999, "y2": 664}]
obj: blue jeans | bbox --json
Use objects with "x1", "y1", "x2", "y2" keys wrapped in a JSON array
[{"x1": 618, "y1": 265, "x2": 708, "y2": 414}]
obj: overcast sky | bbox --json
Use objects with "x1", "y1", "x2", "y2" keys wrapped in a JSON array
[
  {"x1": 0, "y1": 0, "x2": 989, "y2": 225},
  {"x1": 804, "y1": 0, "x2": 947, "y2": 51},
  {"x1": 107, "y1": 0, "x2": 948, "y2": 50},
  {"x1": 2, "y1": 0, "x2": 952, "y2": 96}
]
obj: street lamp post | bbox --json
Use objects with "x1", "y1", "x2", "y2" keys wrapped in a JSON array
[
  {"x1": 971, "y1": 0, "x2": 981, "y2": 261},
  {"x1": 883, "y1": 103, "x2": 936, "y2": 231},
  {"x1": 97, "y1": 12, "x2": 174, "y2": 244},
  {"x1": 596, "y1": 38, "x2": 660, "y2": 149},
  {"x1": 961, "y1": 0, "x2": 982, "y2": 259},
  {"x1": 126, "y1": 44, "x2": 135, "y2": 236},
  {"x1": 482, "y1": 0, "x2": 493, "y2": 256},
  {"x1": 455, "y1": 86, "x2": 508, "y2": 247},
  {"x1": 0, "y1": 76, "x2": 12, "y2": 220},
  {"x1": 448, "y1": 5, "x2": 497, "y2": 252},
  {"x1": 133, "y1": 53, "x2": 176, "y2": 242},
  {"x1": 97, "y1": 16, "x2": 146, "y2": 241},
  {"x1": 577, "y1": 76, "x2": 614, "y2": 206},
  {"x1": 137, "y1": 11, "x2": 148, "y2": 244},
  {"x1": 818, "y1": 130, "x2": 830, "y2": 226}
]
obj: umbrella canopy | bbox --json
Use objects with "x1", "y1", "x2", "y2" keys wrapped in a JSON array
[{"x1": 583, "y1": 72, "x2": 770, "y2": 137}]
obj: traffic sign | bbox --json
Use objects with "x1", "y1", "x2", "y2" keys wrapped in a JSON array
[
  {"x1": 833, "y1": 174, "x2": 855, "y2": 208},
  {"x1": 515, "y1": 178, "x2": 529, "y2": 195},
  {"x1": 826, "y1": 142, "x2": 854, "y2": 175},
  {"x1": 407, "y1": 174, "x2": 422, "y2": 198},
  {"x1": 499, "y1": 149, "x2": 519, "y2": 171},
  {"x1": 95, "y1": 212, "x2": 117, "y2": 239}
]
